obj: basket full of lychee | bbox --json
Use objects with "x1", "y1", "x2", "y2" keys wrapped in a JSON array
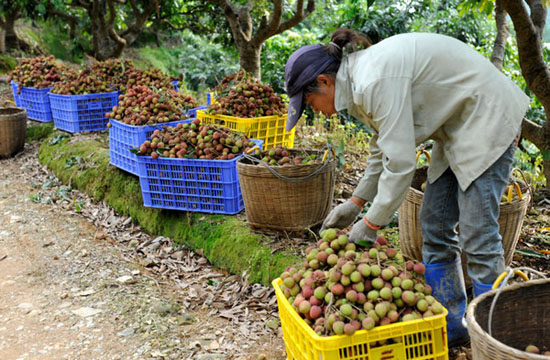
[{"x1": 275, "y1": 229, "x2": 447, "y2": 338}]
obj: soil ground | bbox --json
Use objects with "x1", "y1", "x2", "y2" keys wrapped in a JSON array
[{"x1": 0, "y1": 141, "x2": 287, "y2": 360}]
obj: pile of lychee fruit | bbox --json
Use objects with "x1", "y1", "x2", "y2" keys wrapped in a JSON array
[
  {"x1": 206, "y1": 71, "x2": 286, "y2": 118},
  {"x1": 248, "y1": 145, "x2": 321, "y2": 166},
  {"x1": 117, "y1": 67, "x2": 173, "y2": 93},
  {"x1": 212, "y1": 70, "x2": 249, "y2": 95},
  {"x1": 135, "y1": 118, "x2": 257, "y2": 160},
  {"x1": 8, "y1": 56, "x2": 76, "y2": 91},
  {"x1": 106, "y1": 85, "x2": 198, "y2": 126},
  {"x1": 90, "y1": 58, "x2": 135, "y2": 88},
  {"x1": 50, "y1": 69, "x2": 112, "y2": 95},
  {"x1": 279, "y1": 229, "x2": 444, "y2": 337}
]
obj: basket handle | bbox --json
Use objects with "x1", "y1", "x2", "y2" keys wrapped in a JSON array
[
  {"x1": 486, "y1": 267, "x2": 547, "y2": 336},
  {"x1": 509, "y1": 167, "x2": 533, "y2": 211},
  {"x1": 492, "y1": 269, "x2": 529, "y2": 289},
  {"x1": 4, "y1": 100, "x2": 16, "y2": 108},
  {"x1": 416, "y1": 149, "x2": 430, "y2": 164},
  {"x1": 242, "y1": 145, "x2": 334, "y2": 184}
]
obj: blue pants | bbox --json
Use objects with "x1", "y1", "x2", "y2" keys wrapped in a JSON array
[{"x1": 420, "y1": 142, "x2": 516, "y2": 284}]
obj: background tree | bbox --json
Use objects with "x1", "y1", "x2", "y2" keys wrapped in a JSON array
[
  {"x1": 45, "y1": 0, "x2": 160, "y2": 60},
  {"x1": 0, "y1": 1, "x2": 47, "y2": 52},
  {"x1": 460, "y1": 0, "x2": 550, "y2": 186},
  {"x1": 206, "y1": 0, "x2": 316, "y2": 79}
]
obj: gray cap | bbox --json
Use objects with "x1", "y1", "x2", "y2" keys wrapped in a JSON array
[{"x1": 284, "y1": 44, "x2": 339, "y2": 130}]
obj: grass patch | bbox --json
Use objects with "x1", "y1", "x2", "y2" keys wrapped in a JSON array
[
  {"x1": 38, "y1": 131, "x2": 300, "y2": 285},
  {"x1": 26, "y1": 122, "x2": 54, "y2": 142},
  {"x1": 0, "y1": 54, "x2": 17, "y2": 74},
  {"x1": 135, "y1": 46, "x2": 178, "y2": 76}
]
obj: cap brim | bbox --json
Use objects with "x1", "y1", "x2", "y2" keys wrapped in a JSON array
[{"x1": 286, "y1": 91, "x2": 305, "y2": 131}]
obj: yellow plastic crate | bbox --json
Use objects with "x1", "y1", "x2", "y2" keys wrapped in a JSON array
[
  {"x1": 273, "y1": 278, "x2": 449, "y2": 360},
  {"x1": 196, "y1": 110, "x2": 295, "y2": 150}
]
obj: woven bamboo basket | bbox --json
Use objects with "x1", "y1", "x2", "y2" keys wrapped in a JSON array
[
  {"x1": 236, "y1": 149, "x2": 337, "y2": 232},
  {"x1": 0, "y1": 103, "x2": 27, "y2": 158},
  {"x1": 466, "y1": 278, "x2": 550, "y2": 359},
  {"x1": 398, "y1": 167, "x2": 530, "y2": 285}
]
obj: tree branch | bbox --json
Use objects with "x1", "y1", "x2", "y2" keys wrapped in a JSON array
[
  {"x1": 526, "y1": 0, "x2": 546, "y2": 39},
  {"x1": 500, "y1": 0, "x2": 549, "y2": 96},
  {"x1": 521, "y1": 117, "x2": 545, "y2": 148},
  {"x1": 106, "y1": 0, "x2": 118, "y2": 28},
  {"x1": 253, "y1": 0, "x2": 282, "y2": 44},
  {"x1": 490, "y1": 0, "x2": 509, "y2": 71},
  {"x1": 253, "y1": 0, "x2": 315, "y2": 45},
  {"x1": 209, "y1": 0, "x2": 248, "y2": 47},
  {"x1": 127, "y1": 0, "x2": 139, "y2": 15},
  {"x1": 70, "y1": 0, "x2": 93, "y2": 11},
  {"x1": 46, "y1": 1, "x2": 79, "y2": 39},
  {"x1": 119, "y1": 0, "x2": 158, "y2": 45}
]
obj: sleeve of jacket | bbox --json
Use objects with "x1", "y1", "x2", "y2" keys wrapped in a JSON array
[
  {"x1": 352, "y1": 134, "x2": 383, "y2": 202},
  {"x1": 361, "y1": 77, "x2": 417, "y2": 226}
]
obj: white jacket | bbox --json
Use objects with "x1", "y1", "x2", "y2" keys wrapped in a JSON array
[{"x1": 334, "y1": 33, "x2": 529, "y2": 226}]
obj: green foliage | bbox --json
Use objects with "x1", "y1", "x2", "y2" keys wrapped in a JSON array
[
  {"x1": 25, "y1": 123, "x2": 54, "y2": 142},
  {"x1": 0, "y1": 54, "x2": 17, "y2": 73},
  {"x1": 40, "y1": 20, "x2": 89, "y2": 63},
  {"x1": 261, "y1": 30, "x2": 317, "y2": 93},
  {"x1": 410, "y1": 0, "x2": 495, "y2": 46},
  {"x1": 173, "y1": 30, "x2": 240, "y2": 92},
  {"x1": 135, "y1": 46, "x2": 177, "y2": 76}
]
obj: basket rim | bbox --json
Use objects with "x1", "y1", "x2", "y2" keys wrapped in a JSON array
[
  {"x1": 48, "y1": 90, "x2": 119, "y2": 97},
  {"x1": 466, "y1": 278, "x2": 550, "y2": 359},
  {"x1": 109, "y1": 117, "x2": 192, "y2": 129},
  {"x1": 196, "y1": 109, "x2": 287, "y2": 121},
  {"x1": 407, "y1": 185, "x2": 532, "y2": 205},
  {"x1": 10, "y1": 80, "x2": 52, "y2": 91},
  {"x1": 272, "y1": 277, "x2": 449, "y2": 343}
]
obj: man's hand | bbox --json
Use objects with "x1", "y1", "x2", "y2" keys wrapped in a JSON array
[
  {"x1": 348, "y1": 218, "x2": 378, "y2": 247},
  {"x1": 321, "y1": 198, "x2": 364, "y2": 231}
]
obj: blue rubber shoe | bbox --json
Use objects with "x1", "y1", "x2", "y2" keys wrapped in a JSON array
[
  {"x1": 424, "y1": 258, "x2": 470, "y2": 347},
  {"x1": 473, "y1": 281, "x2": 494, "y2": 298}
]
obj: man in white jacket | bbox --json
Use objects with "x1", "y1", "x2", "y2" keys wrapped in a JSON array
[{"x1": 284, "y1": 29, "x2": 529, "y2": 346}]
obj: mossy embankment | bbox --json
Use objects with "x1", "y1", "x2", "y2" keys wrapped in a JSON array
[{"x1": 34, "y1": 126, "x2": 301, "y2": 285}]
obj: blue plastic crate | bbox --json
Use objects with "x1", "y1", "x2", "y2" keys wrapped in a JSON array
[
  {"x1": 136, "y1": 139, "x2": 263, "y2": 214},
  {"x1": 49, "y1": 91, "x2": 119, "y2": 133},
  {"x1": 109, "y1": 118, "x2": 193, "y2": 176},
  {"x1": 186, "y1": 105, "x2": 207, "y2": 118},
  {"x1": 11, "y1": 81, "x2": 52, "y2": 122},
  {"x1": 171, "y1": 80, "x2": 179, "y2": 91}
]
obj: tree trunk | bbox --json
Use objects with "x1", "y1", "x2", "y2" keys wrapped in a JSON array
[
  {"x1": 211, "y1": 0, "x2": 315, "y2": 83},
  {"x1": 4, "y1": 11, "x2": 19, "y2": 50},
  {"x1": 0, "y1": 30, "x2": 5, "y2": 53},
  {"x1": 239, "y1": 44, "x2": 262, "y2": 79},
  {"x1": 490, "y1": 0, "x2": 508, "y2": 71},
  {"x1": 501, "y1": 0, "x2": 550, "y2": 186}
]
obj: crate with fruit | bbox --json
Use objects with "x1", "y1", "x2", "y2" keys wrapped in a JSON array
[
  {"x1": 107, "y1": 85, "x2": 199, "y2": 176},
  {"x1": 8, "y1": 56, "x2": 76, "y2": 122},
  {"x1": 197, "y1": 71, "x2": 293, "y2": 150},
  {"x1": 48, "y1": 69, "x2": 119, "y2": 133},
  {"x1": 134, "y1": 119, "x2": 262, "y2": 214},
  {"x1": 273, "y1": 230, "x2": 449, "y2": 360}
]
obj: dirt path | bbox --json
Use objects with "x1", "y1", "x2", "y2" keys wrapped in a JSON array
[{"x1": 0, "y1": 141, "x2": 286, "y2": 360}]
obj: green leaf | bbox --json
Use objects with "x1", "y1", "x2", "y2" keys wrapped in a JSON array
[
  {"x1": 541, "y1": 149, "x2": 550, "y2": 161},
  {"x1": 337, "y1": 139, "x2": 345, "y2": 154},
  {"x1": 37, "y1": 3, "x2": 46, "y2": 13},
  {"x1": 367, "y1": 0, "x2": 375, "y2": 8},
  {"x1": 515, "y1": 249, "x2": 548, "y2": 258}
]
